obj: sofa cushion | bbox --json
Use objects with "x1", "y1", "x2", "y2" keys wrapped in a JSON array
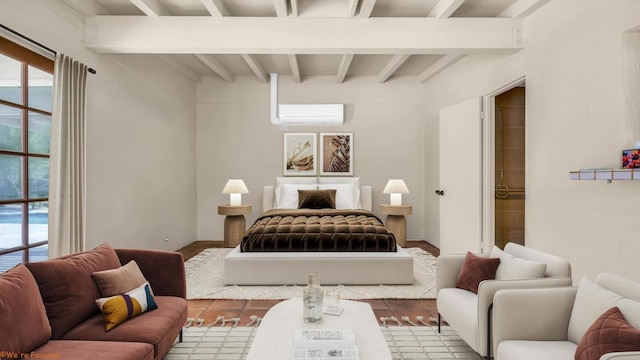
[
  {"x1": 96, "y1": 283, "x2": 158, "y2": 331},
  {"x1": 497, "y1": 340, "x2": 577, "y2": 360},
  {"x1": 26, "y1": 243, "x2": 122, "y2": 339},
  {"x1": 568, "y1": 277, "x2": 624, "y2": 344},
  {"x1": 491, "y1": 246, "x2": 547, "y2": 280},
  {"x1": 456, "y1": 252, "x2": 500, "y2": 294},
  {"x1": 61, "y1": 296, "x2": 188, "y2": 359},
  {"x1": 0, "y1": 264, "x2": 51, "y2": 354},
  {"x1": 92, "y1": 260, "x2": 148, "y2": 297},
  {"x1": 503, "y1": 242, "x2": 571, "y2": 278},
  {"x1": 437, "y1": 288, "x2": 480, "y2": 352},
  {"x1": 35, "y1": 340, "x2": 154, "y2": 360},
  {"x1": 575, "y1": 307, "x2": 640, "y2": 360}
]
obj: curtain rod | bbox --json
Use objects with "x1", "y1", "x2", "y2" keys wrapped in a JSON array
[{"x1": 0, "y1": 24, "x2": 97, "y2": 74}]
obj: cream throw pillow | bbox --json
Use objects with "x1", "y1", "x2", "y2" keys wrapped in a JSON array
[
  {"x1": 92, "y1": 260, "x2": 148, "y2": 297},
  {"x1": 568, "y1": 277, "x2": 624, "y2": 344},
  {"x1": 490, "y1": 246, "x2": 547, "y2": 280}
]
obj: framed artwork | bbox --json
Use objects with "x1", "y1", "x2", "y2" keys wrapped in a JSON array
[
  {"x1": 622, "y1": 149, "x2": 640, "y2": 169},
  {"x1": 284, "y1": 132, "x2": 317, "y2": 176},
  {"x1": 320, "y1": 132, "x2": 353, "y2": 176}
]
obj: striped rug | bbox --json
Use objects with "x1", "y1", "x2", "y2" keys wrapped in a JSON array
[{"x1": 163, "y1": 325, "x2": 480, "y2": 360}]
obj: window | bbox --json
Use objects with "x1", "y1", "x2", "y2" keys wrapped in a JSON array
[{"x1": 0, "y1": 36, "x2": 54, "y2": 272}]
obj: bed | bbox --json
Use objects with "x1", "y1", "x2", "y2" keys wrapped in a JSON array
[{"x1": 223, "y1": 177, "x2": 414, "y2": 285}]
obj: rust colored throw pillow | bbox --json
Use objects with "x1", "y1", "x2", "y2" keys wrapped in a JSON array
[
  {"x1": 0, "y1": 264, "x2": 52, "y2": 354},
  {"x1": 575, "y1": 306, "x2": 640, "y2": 360},
  {"x1": 455, "y1": 252, "x2": 500, "y2": 294},
  {"x1": 26, "y1": 243, "x2": 122, "y2": 339},
  {"x1": 298, "y1": 189, "x2": 337, "y2": 209},
  {"x1": 92, "y1": 260, "x2": 148, "y2": 297}
]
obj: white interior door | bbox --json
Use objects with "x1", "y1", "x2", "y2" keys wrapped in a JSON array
[{"x1": 438, "y1": 97, "x2": 483, "y2": 254}]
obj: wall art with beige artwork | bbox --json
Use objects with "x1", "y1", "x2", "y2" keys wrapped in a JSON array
[
  {"x1": 284, "y1": 132, "x2": 317, "y2": 176},
  {"x1": 320, "y1": 132, "x2": 353, "y2": 176}
]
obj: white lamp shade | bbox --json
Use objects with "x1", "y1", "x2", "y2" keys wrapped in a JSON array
[
  {"x1": 222, "y1": 179, "x2": 249, "y2": 194},
  {"x1": 383, "y1": 179, "x2": 409, "y2": 206},
  {"x1": 383, "y1": 179, "x2": 409, "y2": 194},
  {"x1": 223, "y1": 179, "x2": 249, "y2": 206}
]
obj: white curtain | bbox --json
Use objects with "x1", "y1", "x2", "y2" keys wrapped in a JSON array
[{"x1": 48, "y1": 53, "x2": 88, "y2": 257}]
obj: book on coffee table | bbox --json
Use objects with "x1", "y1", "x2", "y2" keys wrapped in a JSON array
[{"x1": 291, "y1": 329, "x2": 359, "y2": 360}]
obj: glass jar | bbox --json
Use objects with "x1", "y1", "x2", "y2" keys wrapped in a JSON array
[{"x1": 303, "y1": 272, "x2": 324, "y2": 324}]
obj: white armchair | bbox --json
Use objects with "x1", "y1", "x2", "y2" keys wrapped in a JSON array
[
  {"x1": 493, "y1": 273, "x2": 640, "y2": 360},
  {"x1": 436, "y1": 243, "x2": 572, "y2": 358}
]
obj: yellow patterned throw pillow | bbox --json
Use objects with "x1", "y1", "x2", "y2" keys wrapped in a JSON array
[{"x1": 95, "y1": 282, "x2": 158, "y2": 331}]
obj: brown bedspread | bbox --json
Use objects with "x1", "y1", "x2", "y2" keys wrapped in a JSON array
[{"x1": 241, "y1": 209, "x2": 397, "y2": 252}]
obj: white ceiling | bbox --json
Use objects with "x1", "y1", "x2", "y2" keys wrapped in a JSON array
[{"x1": 59, "y1": 0, "x2": 551, "y2": 83}]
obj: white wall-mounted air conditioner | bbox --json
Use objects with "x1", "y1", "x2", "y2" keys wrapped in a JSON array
[
  {"x1": 278, "y1": 104, "x2": 344, "y2": 125},
  {"x1": 270, "y1": 73, "x2": 344, "y2": 127}
]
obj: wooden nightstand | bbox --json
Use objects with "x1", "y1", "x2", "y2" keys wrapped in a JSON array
[
  {"x1": 218, "y1": 204, "x2": 252, "y2": 248},
  {"x1": 380, "y1": 204, "x2": 413, "y2": 247}
]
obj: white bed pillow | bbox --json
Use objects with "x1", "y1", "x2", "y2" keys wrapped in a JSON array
[
  {"x1": 275, "y1": 177, "x2": 318, "y2": 186},
  {"x1": 317, "y1": 177, "x2": 361, "y2": 209},
  {"x1": 490, "y1": 246, "x2": 546, "y2": 280},
  {"x1": 275, "y1": 184, "x2": 318, "y2": 209},
  {"x1": 273, "y1": 177, "x2": 318, "y2": 209},
  {"x1": 318, "y1": 184, "x2": 360, "y2": 209},
  {"x1": 318, "y1": 177, "x2": 360, "y2": 185}
]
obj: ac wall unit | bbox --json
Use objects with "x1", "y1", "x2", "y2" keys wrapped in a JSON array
[
  {"x1": 278, "y1": 104, "x2": 344, "y2": 125},
  {"x1": 270, "y1": 73, "x2": 344, "y2": 127}
]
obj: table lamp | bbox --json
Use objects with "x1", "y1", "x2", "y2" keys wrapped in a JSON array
[
  {"x1": 383, "y1": 179, "x2": 409, "y2": 206},
  {"x1": 222, "y1": 179, "x2": 249, "y2": 206}
]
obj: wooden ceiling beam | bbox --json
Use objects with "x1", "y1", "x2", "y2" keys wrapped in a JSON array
[
  {"x1": 336, "y1": 54, "x2": 354, "y2": 83},
  {"x1": 416, "y1": 54, "x2": 465, "y2": 83},
  {"x1": 129, "y1": 0, "x2": 171, "y2": 17},
  {"x1": 428, "y1": 0, "x2": 465, "y2": 19},
  {"x1": 85, "y1": 16, "x2": 523, "y2": 55},
  {"x1": 199, "y1": 0, "x2": 229, "y2": 17},
  {"x1": 155, "y1": 55, "x2": 201, "y2": 82},
  {"x1": 359, "y1": 0, "x2": 376, "y2": 18},
  {"x1": 378, "y1": 54, "x2": 410, "y2": 83},
  {"x1": 241, "y1": 54, "x2": 268, "y2": 83},
  {"x1": 288, "y1": 54, "x2": 301, "y2": 83},
  {"x1": 195, "y1": 54, "x2": 234, "y2": 82},
  {"x1": 274, "y1": 0, "x2": 288, "y2": 17},
  {"x1": 498, "y1": 0, "x2": 551, "y2": 19},
  {"x1": 348, "y1": 0, "x2": 359, "y2": 17}
]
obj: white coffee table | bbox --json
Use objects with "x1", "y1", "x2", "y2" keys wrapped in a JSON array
[{"x1": 247, "y1": 297, "x2": 392, "y2": 360}]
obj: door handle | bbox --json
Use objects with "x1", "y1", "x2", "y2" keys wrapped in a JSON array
[
  {"x1": 495, "y1": 184, "x2": 509, "y2": 199},
  {"x1": 435, "y1": 190, "x2": 445, "y2": 196}
]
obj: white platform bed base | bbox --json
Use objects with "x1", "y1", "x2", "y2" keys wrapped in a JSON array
[
  {"x1": 223, "y1": 181, "x2": 413, "y2": 285},
  {"x1": 223, "y1": 245, "x2": 414, "y2": 285}
]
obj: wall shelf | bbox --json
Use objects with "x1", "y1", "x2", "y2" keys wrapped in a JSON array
[{"x1": 569, "y1": 169, "x2": 640, "y2": 182}]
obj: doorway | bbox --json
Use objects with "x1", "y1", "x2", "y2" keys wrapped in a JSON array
[{"x1": 493, "y1": 86, "x2": 525, "y2": 249}]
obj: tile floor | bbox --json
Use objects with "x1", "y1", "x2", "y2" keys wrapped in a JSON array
[{"x1": 177, "y1": 241, "x2": 441, "y2": 328}]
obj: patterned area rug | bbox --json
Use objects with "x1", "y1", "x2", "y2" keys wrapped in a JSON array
[
  {"x1": 163, "y1": 326, "x2": 480, "y2": 360},
  {"x1": 185, "y1": 248, "x2": 437, "y2": 300}
]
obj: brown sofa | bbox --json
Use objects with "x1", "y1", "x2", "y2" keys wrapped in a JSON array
[{"x1": 0, "y1": 243, "x2": 188, "y2": 360}]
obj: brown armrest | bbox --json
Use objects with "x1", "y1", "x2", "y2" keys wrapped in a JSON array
[{"x1": 115, "y1": 248, "x2": 186, "y2": 298}]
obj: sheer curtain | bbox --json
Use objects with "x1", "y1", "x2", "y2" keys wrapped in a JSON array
[{"x1": 48, "y1": 53, "x2": 88, "y2": 257}]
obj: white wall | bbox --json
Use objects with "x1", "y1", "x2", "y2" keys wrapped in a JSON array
[
  {"x1": 197, "y1": 76, "x2": 426, "y2": 241},
  {"x1": 0, "y1": 1, "x2": 197, "y2": 251},
  {"x1": 424, "y1": 0, "x2": 640, "y2": 282}
]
